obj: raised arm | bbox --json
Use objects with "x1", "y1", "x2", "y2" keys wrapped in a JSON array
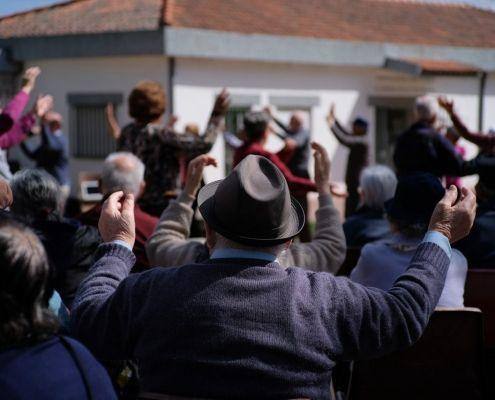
[
  {"x1": 0, "y1": 94, "x2": 52, "y2": 150},
  {"x1": 439, "y1": 97, "x2": 495, "y2": 149},
  {"x1": 329, "y1": 186, "x2": 476, "y2": 360},
  {"x1": 146, "y1": 155, "x2": 216, "y2": 267},
  {"x1": 105, "y1": 103, "x2": 121, "y2": 140},
  {"x1": 283, "y1": 143, "x2": 346, "y2": 272},
  {"x1": 266, "y1": 150, "x2": 317, "y2": 193},
  {"x1": 70, "y1": 191, "x2": 138, "y2": 359},
  {"x1": 326, "y1": 104, "x2": 362, "y2": 147}
]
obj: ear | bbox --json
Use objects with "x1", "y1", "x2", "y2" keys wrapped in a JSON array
[
  {"x1": 284, "y1": 239, "x2": 293, "y2": 250},
  {"x1": 138, "y1": 181, "x2": 145, "y2": 199},
  {"x1": 204, "y1": 222, "x2": 216, "y2": 251}
]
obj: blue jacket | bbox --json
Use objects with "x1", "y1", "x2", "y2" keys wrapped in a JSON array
[{"x1": 0, "y1": 336, "x2": 116, "y2": 399}]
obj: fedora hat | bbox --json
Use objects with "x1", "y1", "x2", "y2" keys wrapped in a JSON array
[{"x1": 198, "y1": 155, "x2": 305, "y2": 246}]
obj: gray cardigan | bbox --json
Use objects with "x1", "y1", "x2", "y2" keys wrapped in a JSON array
[
  {"x1": 71, "y1": 241, "x2": 449, "y2": 399},
  {"x1": 146, "y1": 192, "x2": 347, "y2": 273}
]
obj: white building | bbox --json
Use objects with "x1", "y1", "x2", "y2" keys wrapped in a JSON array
[{"x1": 0, "y1": 0, "x2": 494, "y2": 195}]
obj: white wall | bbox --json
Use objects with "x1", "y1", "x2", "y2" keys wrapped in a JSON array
[
  {"x1": 174, "y1": 58, "x2": 377, "y2": 183},
  {"x1": 15, "y1": 55, "x2": 169, "y2": 193}
]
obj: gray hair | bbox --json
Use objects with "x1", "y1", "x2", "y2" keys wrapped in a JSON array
[
  {"x1": 415, "y1": 96, "x2": 438, "y2": 121},
  {"x1": 359, "y1": 165, "x2": 397, "y2": 210},
  {"x1": 10, "y1": 169, "x2": 62, "y2": 219},
  {"x1": 101, "y1": 152, "x2": 145, "y2": 197}
]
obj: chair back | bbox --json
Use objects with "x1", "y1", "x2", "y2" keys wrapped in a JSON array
[
  {"x1": 346, "y1": 308, "x2": 485, "y2": 400},
  {"x1": 465, "y1": 269, "x2": 495, "y2": 347},
  {"x1": 337, "y1": 247, "x2": 361, "y2": 276}
]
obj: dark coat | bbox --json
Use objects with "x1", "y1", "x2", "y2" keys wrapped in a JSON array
[
  {"x1": 343, "y1": 206, "x2": 392, "y2": 247},
  {"x1": 394, "y1": 121, "x2": 476, "y2": 177},
  {"x1": 455, "y1": 198, "x2": 495, "y2": 268},
  {"x1": 0, "y1": 336, "x2": 116, "y2": 400}
]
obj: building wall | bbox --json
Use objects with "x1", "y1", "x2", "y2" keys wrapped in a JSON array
[{"x1": 9, "y1": 55, "x2": 492, "y2": 197}]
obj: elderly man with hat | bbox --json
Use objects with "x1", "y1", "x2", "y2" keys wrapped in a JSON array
[
  {"x1": 351, "y1": 173, "x2": 468, "y2": 308},
  {"x1": 71, "y1": 146, "x2": 476, "y2": 399}
]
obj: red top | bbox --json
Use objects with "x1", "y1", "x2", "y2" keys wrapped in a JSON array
[
  {"x1": 233, "y1": 142, "x2": 317, "y2": 195},
  {"x1": 78, "y1": 203, "x2": 158, "y2": 271}
]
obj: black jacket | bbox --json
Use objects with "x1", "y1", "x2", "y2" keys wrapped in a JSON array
[
  {"x1": 455, "y1": 198, "x2": 495, "y2": 268},
  {"x1": 394, "y1": 121, "x2": 476, "y2": 177}
]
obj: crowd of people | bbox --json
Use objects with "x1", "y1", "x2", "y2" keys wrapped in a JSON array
[{"x1": 0, "y1": 65, "x2": 493, "y2": 399}]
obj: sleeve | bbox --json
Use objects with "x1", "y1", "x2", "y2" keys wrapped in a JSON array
[
  {"x1": 284, "y1": 194, "x2": 346, "y2": 273},
  {"x1": 0, "y1": 91, "x2": 30, "y2": 134},
  {"x1": 324, "y1": 240, "x2": 450, "y2": 361},
  {"x1": 0, "y1": 112, "x2": 35, "y2": 149},
  {"x1": 433, "y1": 134, "x2": 476, "y2": 177},
  {"x1": 70, "y1": 243, "x2": 138, "y2": 360},
  {"x1": 450, "y1": 111, "x2": 495, "y2": 149},
  {"x1": 273, "y1": 117, "x2": 292, "y2": 135},
  {"x1": 266, "y1": 151, "x2": 317, "y2": 193},
  {"x1": 42, "y1": 125, "x2": 65, "y2": 151},
  {"x1": 20, "y1": 142, "x2": 37, "y2": 159},
  {"x1": 146, "y1": 192, "x2": 207, "y2": 267},
  {"x1": 330, "y1": 120, "x2": 357, "y2": 147}
]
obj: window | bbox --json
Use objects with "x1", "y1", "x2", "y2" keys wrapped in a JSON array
[
  {"x1": 68, "y1": 93, "x2": 123, "y2": 158},
  {"x1": 225, "y1": 106, "x2": 249, "y2": 173}
]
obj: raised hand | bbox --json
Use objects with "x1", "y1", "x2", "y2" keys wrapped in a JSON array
[
  {"x1": 326, "y1": 103, "x2": 336, "y2": 125},
  {"x1": 438, "y1": 97, "x2": 454, "y2": 115},
  {"x1": 312, "y1": 142, "x2": 331, "y2": 196},
  {"x1": 98, "y1": 191, "x2": 136, "y2": 248},
  {"x1": 21, "y1": 67, "x2": 41, "y2": 94},
  {"x1": 34, "y1": 95, "x2": 53, "y2": 118},
  {"x1": 428, "y1": 185, "x2": 476, "y2": 243},
  {"x1": 184, "y1": 155, "x2": 218, "y2": 198},
  {"x1": 212, "y1": 88, "x2": 231, "y2": 116}
]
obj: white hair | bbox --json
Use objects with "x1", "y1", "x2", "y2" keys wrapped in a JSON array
[
  {"x1": 359, "y1": 165, "x2": 397, "y2": 210},
  {"x1": 101, "y1": 152, "x2": 145, "y2": 197},
  {"x1": 415, "y1": 96, "x2": 438, "y2": 122},
  {"x1": 213, "y1": 232, "x2": 287, "y2": 256}
]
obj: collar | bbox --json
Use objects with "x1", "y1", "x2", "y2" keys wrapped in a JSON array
[{"x1": 210, "y1": 248, "x2": 277, "y2": 262}]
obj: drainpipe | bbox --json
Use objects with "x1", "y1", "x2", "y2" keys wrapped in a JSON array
[
  {"x1": 478, "y1": 71, "x2": 487, "y2": 132},
  {"x1": 168, "y1": 57, "x2": 176, "y2": 115}
]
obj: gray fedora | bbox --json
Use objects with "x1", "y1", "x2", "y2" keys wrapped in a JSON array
[{"x1": 198, "y1": 155, "x2": 305, "y2": 246}]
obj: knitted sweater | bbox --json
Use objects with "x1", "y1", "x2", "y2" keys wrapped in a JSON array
[
  {"x1": 146, "y1": 192, "x2": 346, "y2": 273},
  {"x1": 71, "y1": 241, "x2": 449, "y2": 399}
]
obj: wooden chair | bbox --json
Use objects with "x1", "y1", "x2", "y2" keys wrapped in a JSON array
[
  {"x1": 465, "y1": 269, "x2": 495, "y2": 348},
  {"x1": 346, "y1": 308, "x2": 485, "y2": 400},
  {"x1": 336, "y1": 247, "x2": 361, "y2": 277}
]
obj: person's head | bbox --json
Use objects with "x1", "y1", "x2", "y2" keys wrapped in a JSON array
[
  {"x1": 445, "y1": 126, "x2": 460, "y2": 145},
  {"x1": 101, "y1": 152, "x2": 145, "y2": 199},
  {"x1": 44, "y1": 111, "x2": 62, "y2": 132},
  {"x1": 128, "y1": 80, "x2": 166, "y2": 125},
  {"x1": 243, "y1": 111, "x2": 270, "y2": 143},
  {"x1": 352, "y1": 117, "x2": 368, "y2": 136},
  {"x1": 358, "y1": 165, "x2": 397, "y2": 211},
  {"x1": 10, "y1": 169, "x2": 62, "y2": 221},
  {"x1": 185, "y1": 123, "x2": 200, "y2": 136},
  {"x1": 0, "y1": 219, "x2": 58, "y2": 348},
  {"x1": 414, "y1": 96, "x2": 438, "y2": 125},
  {"x1": 289, "y1": 111, "x2": 305, "y2": 132},
  {"x1": 198, "y1": 155, "x2": 305, "y2": 256},
  {"x1": 386, "y1": 173, "x2": 445, "y2": 238}
]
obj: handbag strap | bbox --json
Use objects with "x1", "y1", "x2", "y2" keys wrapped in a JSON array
[{"x1": 58, "y1": 335, "x2": 94, "y2": 400}]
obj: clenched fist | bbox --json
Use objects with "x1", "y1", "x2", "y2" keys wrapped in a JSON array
[
  {"x1": 98, "y1": 191, "x2": 136, "y2": 248},
  {"x1": 428, "y1": 185, "x2": 476, "y2": 243}
]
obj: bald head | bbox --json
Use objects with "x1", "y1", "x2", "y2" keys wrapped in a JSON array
[
  {"x1": 101, "y1": 152, "x2": 145, "y2": 197},
  {"x1": 289, "y1": 111, "x2": 304, "y2": 132}
]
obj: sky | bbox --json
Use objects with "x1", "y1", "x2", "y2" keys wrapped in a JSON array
[{"x1": 0, "y1": 0, "x2": 494, "y2": 17}]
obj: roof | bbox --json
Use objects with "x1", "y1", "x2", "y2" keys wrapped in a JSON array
[
  {"x1": 385, "y1": 57, "x2": 481, "y2": 76},
  {"x1": 1, "y1": 0, "x2": 495, "y2": 49}
]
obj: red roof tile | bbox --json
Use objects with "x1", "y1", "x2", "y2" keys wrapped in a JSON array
[{"x1": 1, "y1": 0, "x2": 495, "y2": 49}]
